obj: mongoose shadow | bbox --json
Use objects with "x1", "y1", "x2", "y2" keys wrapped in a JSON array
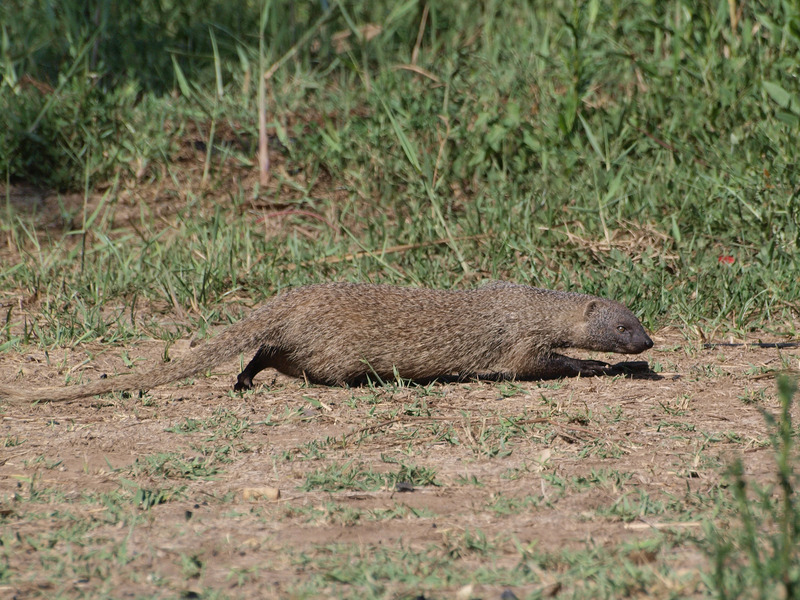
[
  {"x1": 0, "y1": 282, "x2": 655, "y2": 404},
  {"x1": 404, "y1": 360, "x2": 660, "y2": 386}
]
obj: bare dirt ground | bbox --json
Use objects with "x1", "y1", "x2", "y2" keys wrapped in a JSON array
[{"x1": 2, "y1": 329, "x2": 798, "y2": 598}]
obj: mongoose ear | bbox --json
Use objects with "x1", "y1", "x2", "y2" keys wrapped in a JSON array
[{"x1": 583, "y1": 299, "x2": 599, "y2": 319}]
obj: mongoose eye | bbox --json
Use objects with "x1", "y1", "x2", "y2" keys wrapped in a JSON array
[{"x1": 617, "y1": 326, "x2": 626, "y2": 333}]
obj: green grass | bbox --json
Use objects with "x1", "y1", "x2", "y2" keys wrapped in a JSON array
[
  {"x1": 1, "y1": 0, "x2": 799, "y2": 343},
  {"x1": 165, "y1": 407, "x2": 252, "y2": 439},
  {"x1": 2, "y1": 1, "x2": 800, "y2": 598},
  {"x1": 700, "y1": 376, "x2": 800, "y2": 598},
  {"x1": 301, "y1": 458, "x2": 438, "y2": 492},
  {"x1": 283, "y1": 534, "x2": 695, "y2": 599}
]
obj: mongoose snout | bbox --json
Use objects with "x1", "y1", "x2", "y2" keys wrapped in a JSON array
[{"x1": 577, "y1": 298, "x2": 653, "y2": 355}]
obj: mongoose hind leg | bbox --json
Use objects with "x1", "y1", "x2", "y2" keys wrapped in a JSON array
[{"x1": 235, "y1": 345, "x2": 284, "y2": 391}]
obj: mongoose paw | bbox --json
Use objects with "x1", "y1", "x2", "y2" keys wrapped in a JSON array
[
  {"x1": 577, "y1": 360, "x2": 613, "y2": 376},
  {"x1": 234, "y1": 374, "x2": 254, "y2": 392}
]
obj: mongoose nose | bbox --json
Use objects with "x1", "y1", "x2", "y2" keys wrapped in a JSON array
[{"x1": 644, "y1": 335, "x2": 654, "y2": 349}]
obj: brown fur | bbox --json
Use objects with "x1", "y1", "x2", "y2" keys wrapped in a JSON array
[{"x1": 0, "y1": 282, "x2": 653, "y2": 403}]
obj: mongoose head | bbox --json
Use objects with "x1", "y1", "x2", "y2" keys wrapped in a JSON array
[{"x1": 577, "y1": 298, "x2": 654, "y2": 354}]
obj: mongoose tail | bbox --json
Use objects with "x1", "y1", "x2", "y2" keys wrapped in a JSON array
[{"x1": 0, "y1": 311, "x2": 270, "y2": 403}]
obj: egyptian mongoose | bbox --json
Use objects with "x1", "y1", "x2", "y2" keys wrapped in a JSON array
[{"x1": 0, "y1": 282, "x2": 653, "y2": 403}]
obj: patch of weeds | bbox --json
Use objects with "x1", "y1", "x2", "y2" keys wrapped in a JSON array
[
  {"x1": 367, "y1": 503, "x2": 436, "y2": 521},
  {"x1": 287, "y1": 531, "x2": 693, "y2": 598},
  {"x1": 257, "y1": 405, "x2": 307, "y2": 427},
  {"x1": 429, "y1": 421, "x2": 461, "y2": 446},
  {"x1": 683, "y1": 485, "x2": 738, "y2": 516},
  {"x1": 193, "y1": 442, "x2": 240, "y2": 464},
  {"x1": 542, "y1": 473, "x2": 567, "y2": 493},
  {"x1": 166, "y1": 418, "x2": 203, "y2": 434},
  {"x1": 602, "y1": 405, "x2": 625, "y2": 423},
  {"x1": 91, "y1": 490, "x2": 146, "y2": 526},
  {"x1": 722, "y1": 431, "x2": 744, "y2": 444},
  {"x1": 227, "y1": 565, "x2": 265, "y2": 587},
  {"x1": 301, "y1": 460, "x2": 438, "y2": 492},
  {"x1": 699, "y1": 431, "x2": 727, "y2": 446},
  {"x1": 497, "y1": 382, "x2": 529, "y2": 398},
  {"x1": 461, "y1": 420, "x2": 518, "y2": 458},
  {"x1": 300, "y1": 461, "x2": 391, "y2": 492},
  {"x1": 325, "y1": 503, "x2": 362, "y2": 527},
  {"x1": 280, "y1": 503, "x2": 326, "y2": 524},
  {"x1": 573, "y1": 469, "x2": 634, "y2": 492},
  {"x1": 119, "y1": 478, "x2": 186, "y2": 510},
  {"x1": 401, "y1": 398, "x2": 433, "y2": 418},
  {"x1": 284, "y1": 431, "x2": 358, "y2": 462},
  {"x1": 23, "y1": 455, "x2": 63, "y2": 470},
  {"x1": 659, "y1": 393, "x2": 691, "y2": 416},
  {"x1": 501, "y1": 463, "x2": 534, "y2": 481},
  {"x1": 350, "y1": 390, "x2": 385, "y2": 407},
  {"x1": 536, "y1": 381, "x2": 565, "y2": 391},
  {"x1": 455, "y1": 474, "x2": 483, "y2": 487},
  {"x1": 11, "y1": 475, "x2": 70, "y2": 504},
  {"x1": 700, "y1": 376, "x2": 800, "y2": 597},
  {"x1": 738, "y1": 386, "x2": 768, "y2": 404},
  {"x1": 165, "y1": 408, "x2": 251, "y2": 440},
  {"x1": 2, "y1": 435, "x2": 26, "y2": 447},
  {"x1": 578, "y1": 439, "x2": 626, "y2": 459},
  {"x1": 692, "y1": 450, "x2": 727, "y2": 471},
  {"x1": 280, "y1": 502, "x2": 360, "y2": 527},
  {"x1": 138, "y1": 393, "x2": 158, "y2": 407},
  {"x1": 655, "y1": 420, "x2": 696, "y2": 434},
  {"x1": 292, "y1": 439, "x2": 328, "y2": 461},
  {"x1": 692, "y1": 364, "x2": 726, "y2": 379},
  {"x1": 443, "y1": 528, "x2": 496, "y2": 558},
  {"x1": 87, "y1": 483, "x2": 184, "y2": 523},
  {"x1": 179, "y1": 553, "x2": 204, "y2": 579},
  {"x1": 289, "y1": 543, "x2": 454, "y2": 595},
  {"x1": 596, "y1": 490, "x2": 667, "y2": 522},
  {"x1": 547, "y1": 536, "x2": 694, "y2": 598},
  {"x1": 487, "y1": 494, "x2": 542, "y2": 515},
  {"x1": 381, "y1": 455, "x2": 439, "y2": 487},
  {"x1": 129, "y1": 452, "x2": 221, "y2": 480}
]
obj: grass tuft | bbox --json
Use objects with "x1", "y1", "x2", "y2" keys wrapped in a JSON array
[{"x1": 701, "y1": 376, "x2": 800, "y2": 597}]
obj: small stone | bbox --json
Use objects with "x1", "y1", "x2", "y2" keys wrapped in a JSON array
[
  {"x1": 456, "y1": 584, "x2": 474, "y2": 600},
  {"x1": 241, "y1": 486, "x2": 281, "y2": 501}
]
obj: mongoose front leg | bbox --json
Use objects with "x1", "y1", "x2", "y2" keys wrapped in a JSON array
[
  {"x1": 235, "y1": 345, "x2": 274, "y2": 391},
  {"x1": 521, "y1": 353, "x2": 614, "y2": 379}
]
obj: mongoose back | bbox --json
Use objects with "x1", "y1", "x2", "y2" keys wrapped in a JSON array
[{"x1": 0, "y1": 282, "x2": 653, "y2": 403}]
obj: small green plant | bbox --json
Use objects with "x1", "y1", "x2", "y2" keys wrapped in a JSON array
[
  {"x1": 701, "y1": 376, "x2": 800, "y2": 598},
  {"x1": 738, "y1": 386, "x2": 768, "y2": 405},
  {"x1": 443, "y1": 527, "x2": 496, "y2": 558},
  {"x1": 129, "y1": 452, "x2": 221, "y2": 480},
  {"x1": 165, "y1": 408, "x2": 252, "y2": 440},
  {"x1": 456, "y1": 474, "x2": 483, "y2": 487},
  {"x1": 301, "y1": 461, "x2": 386, "y2": 492},
  {"x1": 301, "y1": 459, "x2": 438, "y2": 492},
  {"x1": 487, "y1": 494, "x2": 541, "y2": 515},
  {"x1": 119, "y1": 478, "x2": 185, "y2": 510},
  {"x1": 1, "y1": 435, "x2": 25, "y2": 447},
  {"x1": 23, "y1": 455, "x2": 62, "y2": 470}
]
